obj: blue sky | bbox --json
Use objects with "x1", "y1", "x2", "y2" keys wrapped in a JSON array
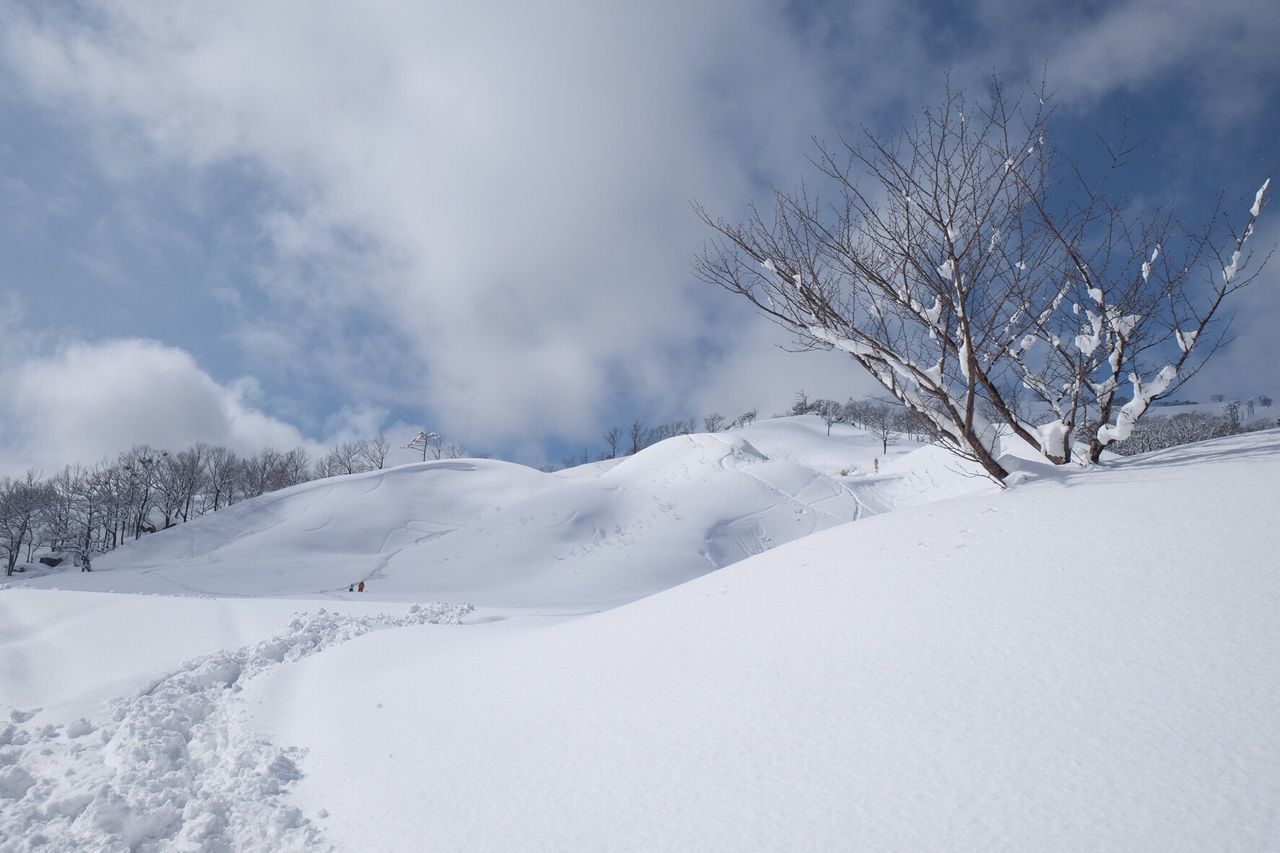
[{"x1": 1, "y1": 0, "x2": 1277, "y2": 473}]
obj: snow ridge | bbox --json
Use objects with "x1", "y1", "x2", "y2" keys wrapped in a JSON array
[{"x1": 0, "y1": 603, "x2": 472, "y2": 852}]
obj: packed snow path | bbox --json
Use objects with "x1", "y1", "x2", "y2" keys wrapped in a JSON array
[{"x1": 0, "y1": 603, "x2": 471, "y2": 852}]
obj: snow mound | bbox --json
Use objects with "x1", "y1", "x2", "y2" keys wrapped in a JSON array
[
  {"x1": 27, "y1": 417, "x2": 990, "y2": 607},
  {"x1": 237, "y1": 429, "x2": 1280, "y2": 851}
]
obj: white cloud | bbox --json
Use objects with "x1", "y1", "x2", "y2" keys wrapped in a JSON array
[
  {"x1": 0, "y1": 0, "x2": 832, "y2": 449},
  {"x1": 0, "y1": 338, "x2": 311, "y2": 476},
  {"x1": 1, "y1": 0, "x2": 1275, "y2": 462},
  {"x1": 682, "y1": 315, "x2": 881, "y2": 421},
  {"x1": 1035, "y1": 0, "x2": 1279, "y2": 112}
]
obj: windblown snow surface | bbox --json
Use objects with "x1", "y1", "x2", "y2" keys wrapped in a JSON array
[{"x1": 2, "y1": 418, "x2": 1278, "y2": 851}]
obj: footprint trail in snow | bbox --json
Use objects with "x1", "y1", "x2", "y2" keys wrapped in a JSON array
[{"x1": 0, "y1": 603, "x2": 472, "y2": 852}]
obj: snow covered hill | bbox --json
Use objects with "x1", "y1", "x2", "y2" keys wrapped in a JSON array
[
  {"x1": 3, "y1": 426, "x2": 1278, "y2": 851},
  {"x1": 23, "y1": 417, "x2": 989, "y2": 607}
]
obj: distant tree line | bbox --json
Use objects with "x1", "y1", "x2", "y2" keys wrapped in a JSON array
[
  {"x1": 789, "y1": 390, "x2": 934, "y2": 452},
  {"x1": 1106, "y1": 396, "x2": 1275, "y2": 457},
  {"x1": 555, "y1": 409, "x2": 760, "y2": 471},
  {"x1": 556, "y1": 391, "x2": 950, "y2": 471},
  {"x1": 8, "y1": 389, "x2": 1269, "y2": 573},
  {"x1": 0, "y1": 431, "x2": 451, "y2": 576}
]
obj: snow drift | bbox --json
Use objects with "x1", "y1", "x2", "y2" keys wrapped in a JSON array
[{"x1": 25, "y1": 418, "x2": 985, "y2": 607}]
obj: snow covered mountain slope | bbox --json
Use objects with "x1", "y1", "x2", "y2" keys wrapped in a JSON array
[
  {"x1": 236, "y1": 429, "x2": 1280, "y2": 851},
  {"x1": 3, "y1": 429, "x2": 1276, "y2": 851},
  {"x1": 24, "y1": 417, "x2": 991, "y2": 607}
]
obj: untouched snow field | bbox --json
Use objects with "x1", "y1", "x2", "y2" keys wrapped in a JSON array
[
  {"x1": 2, "y1": 419, "x2": 1278, "y2": 850},
  {"x1": 18, "y1": 417, "x2": 976, "y2": 607}
]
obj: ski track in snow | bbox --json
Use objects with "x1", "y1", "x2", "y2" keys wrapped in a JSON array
[
  {"x1": 708, "y1": 433, "x2": 865, "y2": 524},
  {"x1": 705, "y1": 433, "x2": 860, "y2": 525},
  {"x1": 0, "y1": 603, "x2": 472, "y2": 853}
]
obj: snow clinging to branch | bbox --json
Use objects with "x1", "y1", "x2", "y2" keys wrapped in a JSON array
[
  {"x1": 1223, "y1": 250, "x2": 1242, "y2": 283},
  {"x1": 1097, "y1": 365, "x2": 1178, "y2": 446},
  {"x1": 695, "y1": 87, "x2": 1271, "y2": 481},
  {"x1": 1141, "y1": 245, "x2": 1160, "y2": 282},
  {"x1": 1010, "y1": 334, "x2": 1037, "y2": 356},
  {"x1": 1252, "y1": 178, "x2": 1271, "y2": 218},
  {"x1": 1037, "y1": 420, "x2": 1070, "y2": 457},
  {"x1": 908, "y1": 294, "x2": 944, "y2": 326},
  {"x1": 1108, "y1": 308, "x2": 1140, "y2": 339},
  {"x1": 1224, "y1": 180, "x2": 1270, "y2": 282},
  {"x1": 1074, "y1": 310, "x2": 1103, "y2": 356}
]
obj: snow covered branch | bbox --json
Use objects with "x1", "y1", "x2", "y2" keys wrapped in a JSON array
[{"x1": 695, "y1": 83, "x2": 1273, "y2": 480}]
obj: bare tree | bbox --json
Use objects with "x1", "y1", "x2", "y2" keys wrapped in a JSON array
[
  {"x1": 41, "y1": 467, "x2": 80, "y2": 553},
  {"x1": 1, "y1": 473, "x2": 52, "y2": 575},
  {"x1": 240, "y1": 448, "x2": 282, "y2": 498},
  {"x1": 696, "y1": 82, "x2": 1271, "y2": 481},
  {"x1": 862, "y1": 404, "x2": 898, "y2": 454},
  {"x1": 813, "y1": 399, "x2": 843, "y2": 435},
  {"x1": 405, "y1": 431, "x2": 439, "y2": 462},
  {"x1": 358, "y1": 434, "x2": 391, "y2": 470},
  {"x1": 98, "y1": 463, "x2": 130, "y2": 549},
  {"x1": 77, "y1": 463, "x2": 113, "y2": 560},
  {"x1": 841, "y1": 399, "x2": 870, "y2": 430},
  {"x1": 894, "y1": 407, "x2": 936, "y2": 442},
  {"x1": 272, "y1": 448, "x2": 313, "y2": 490},
  {"x1": 790, "y1": 389, "x2": 813, "y2": 416},
  {"x1": 703, "y1": 412, "x2": 726, "y2": 433},
  {"x1": 628, "y1": 420, "x2": 647, "y2": 455},
  {"x1": 156, "y1": 446, "x2": 205, "y2": 527},
  {"x1": 603, "y1": 427, "x2": 622, "y2": 458},
  {"x1": 403, "y1": 431, "x2": 459, "y2": 462},
  {"x1": 118, "y1": 446, "x2": 162, "y2": 539},
  {"x1": 320, "y1": 441, "x2": 366, "y2": 477},
  {"x1": 202, "y1": 445, "x2": 239, "y2": 511}
]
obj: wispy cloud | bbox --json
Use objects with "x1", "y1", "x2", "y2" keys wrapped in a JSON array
[{"x1": 1, "y1": 0, "x2": 840, "y2": 448}]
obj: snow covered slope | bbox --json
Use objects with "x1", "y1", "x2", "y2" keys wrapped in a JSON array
[
  {"x1": 3, "y1": 429, "x2": 1276, "y2": 851},
  {"x1": 25, "y1": 417, "x2": 988, "y2": 607},
  {"x1": 236, "y1": 428, "x2": 1280, "y2": 851}
]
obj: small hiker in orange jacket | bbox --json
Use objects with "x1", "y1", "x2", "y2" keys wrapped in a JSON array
[{"x1": 357, "y1": 580, "x2": 366, "y2": 593}]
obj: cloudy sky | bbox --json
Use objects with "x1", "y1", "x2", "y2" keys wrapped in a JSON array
[{"x1": 1, "y1": 0, "x2": 1277, "y2": 473}]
